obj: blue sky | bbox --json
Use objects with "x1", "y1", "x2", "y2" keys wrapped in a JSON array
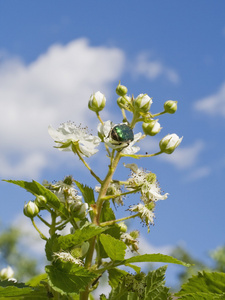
[{"x1": 0, "y1": 0, "x2": 225, "y2": 285}]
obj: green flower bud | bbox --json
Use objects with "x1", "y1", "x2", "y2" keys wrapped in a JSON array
[
  {"x1": 88, "y1": 91, "x2": 106, "y2": 112},
  {"x1": 116, "y1": 82, "x2": 128, "y2": 96},
  {"x1": 133, "y1": 94, "x2": 152, "y2": 113},
  {"x1": 117, "y1": 95, "x2": 132, "y2": 111},
  {"x1": 159, "y1": 133, "x2": 183, "y2": 154},
  {"x1": 0, "y1": 266, "x2": 14, "y2": 280},
  {"x1": 118, "y1": 222, "x2": 127, "y2": 233},
  {"x1": 34, "y1": 195, "x2": 47, "y2": 208},
  {"x1": 23, "y1": 201, "x2": 39, "y2": 218},
  {"x1": 142, "y1": 119, "x2": 161, "y2": 136},
  {"x1": 164, "y1": 100, "x2": 177, "y2": 114}
]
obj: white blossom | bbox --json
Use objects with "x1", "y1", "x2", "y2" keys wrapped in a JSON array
[
  {"x1": 48, "y1": 122, "x2": 101, "y2": 157},
  {"x1": 129, "y1": 203, "x2": 155, "y2": 229},
  {"x1": 53, "y1": 252, "x2": 83, "y2": 266},
  {"x1": 0, "y1": 266, "x2": 15, "y2": 280},
  {"x1": 124, "y1": 163, "x2": 168, "y2": 202}
]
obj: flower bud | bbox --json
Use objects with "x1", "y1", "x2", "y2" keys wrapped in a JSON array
[
  {"x1": 116, "y1": 82, "x2": 128, "y2": 96},
  {"x1": 133, "y1": 94, "x2": 152, "y2": 113},
  {"x1": 23, "y1": 201, "x2": 39, "y2": 218},
  {"x1": 117, "y1": 95, "x2": 132, "y2": 111},
  {"x1": 118, "y1": 222, "x2": 127, "y2": 233},
  {"x1": 159, "y1": 133, "x2": 183, "y2": 154},
  {"x1": 0, "y1": 266, "x2": 14, "y2": 280},
  {"x1": 88, "y1": 91, "x2": 106, "y2": 112},
  {"x1": 164, "y1": 100, "x2": 177, "y2": 114},
  {"x1": 142, "y1": 119, "x2": 161, "y2": 136},
  {"x1": 77, "y1": 203, "x2": 88, "y2": 218},
  {"x1": 34, "y1": 195, "x2": 47, "y2": 208}
]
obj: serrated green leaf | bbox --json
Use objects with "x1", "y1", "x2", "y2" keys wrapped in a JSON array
[
  {"x1": 4, "y1": 180, "x2": 68, "y2": 218},
  {"x1": 26, "y1": 273, "x2": 48, "y2": 286},
  {"x1": 98, "y1": 225, "x2": 121, "y2": 259},
  {"x1": 125, "y1": 263, "x2": 141, "y2": 274},
  {"x1": 57, "y1": 224, "x2": 108, "y2": 251},
  {"x1": 0, "y1": 281, "x2": 32, "y2": 297},
  {"x1": 144, "y1": 266, "x2": 172, "y2": 300},
  {"x1": 100, "y1": 234, "x2": 126, "y2": 261},
  {"x1": 108, "y1": 268, "x2": 128, "y2": 288},
  {"x1": 100, "y1": 201, "x2": 116, "y2": 223},
  {"x1": 74, "y1": 181, "x2": 95, "y2": 205},
  {"x1": 123, "y1": 253, "x2": 191, "y2": 267},
  {"x1": 45, "y1": 263, "x2": 96, "y2": 294},
  {"x1": 175, "y1": 271, "x2": 225, "y2": 299}
]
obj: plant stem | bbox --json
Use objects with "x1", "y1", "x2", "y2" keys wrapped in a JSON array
[
  {"x1": 121, "y1": 151, "x2": 163, "y2": 158},
  {"x1": 31, "y1": 218, "x2": 47, "y2": 240},
  {"x1": 100, "y1": 213, "x2": 140, "y2": 227},
  {"x1": 80, "y1": 152, "x2": 121, "y2": 300},
  {"x1": 75, "y1": 148, "x2": 102, "y2": 184}
]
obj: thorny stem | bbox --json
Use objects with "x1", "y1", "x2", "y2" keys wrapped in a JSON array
[
  {"x1": 80, "y1": 151, "x2": 121, "y2": 300},
  {"x1": 100, "y1": 213, "x2": 140, "y2": 227}
]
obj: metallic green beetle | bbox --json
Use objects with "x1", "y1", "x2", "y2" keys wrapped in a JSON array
[{"x1": 110, "y1": 123, "x2": 134, "y2": 146}]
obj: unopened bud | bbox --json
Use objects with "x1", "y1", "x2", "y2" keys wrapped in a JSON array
[
  {"x1": 23, "y1": 201, "x2": 39, "y2": 218},
  {"x1": 164, "y1": 100, "x2": 177, "y2": 114},
  {"x1": 118, "y1": 222, "x2": 127, "y2": 233},
  {"x1": 0, "y1": 266, "x2": 14, "y2": 280},
  {"x1": 159, "y1": 133, "x2": 183, "y2": 154},
  {"x1": 133, "y1": 94, "x2": 152, "y2": 113},
  {"x1": 116, "y1": 82, "x2": 128, "y2": 96},
  {"x1": 142, "y1": 119, "x2": 161, "y2": 136},
  {"x1": 34, "y1": 195, "x2": 47, "y2": 208},
  {"x1": 88, "y1": 91, "x2": 106, "y2": 112}
]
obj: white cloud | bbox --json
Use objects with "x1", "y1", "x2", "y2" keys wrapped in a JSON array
[
  {"x1": 185, "y1": 166, "x2": 211, "y2": 182},
  {"x1": 194, "y1": 82, "x2": 225, "y2": 117},
  {"x1": 134, "y1": 52, "x2": 180, "y2": 84},
  {"x1": 159, "y1": 140, "x2": 205, "y2": 169},
  {"x1": 0, "y1": 38, "x2": 125, "y2": 178}
]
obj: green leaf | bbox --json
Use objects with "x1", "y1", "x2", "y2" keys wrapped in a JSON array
[
  {"x1": 145, "y1": 266, "x2": 172, "y2": 299},
  {"x1": 99, "y1": 234, "x2": 126, "y2": 261},
  {"x1": 0, "y1": 281, "x2": 32, "y2": 298},
  {"x1": 74, "y1": 181, "x2": 95, "y2": 205},
  {"x1": 123, "y1": 253, "x2": 191, "y2": 267},
  {"x1": 108, "y1": 268, "x2": 128, "y2": 288},
  {"x1": 100, "y1": 201, "x2": 116, "y2": 223},
  {"x1": 4, "y1": 180, "x2": 68, "y2": 218},
  {"x1": 125, "y1": 263, "x2": 141, "y2": 274},
  {"x1": 98, "y1": 225, "x2": 121, "y2": 259},
  {"x1": 26, "y1": 273, "x2": 48, "y2": 286},
  {"x1": 175, "y1": 271, "x2": 225, "y2": 299},
  {"x1": 45, "y1": 262, "x2": 96, "y2": 294},
  {"x1": 57, "y1": 223, "x2": 108, "y2": 251}
]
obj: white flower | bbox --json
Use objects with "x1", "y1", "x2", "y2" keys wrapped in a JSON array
[
  {"x1": 0, "y1": 266, "x2": 14, "y2": 280},
  {"x1": 48, "y1": 122, "x2": 101, "y2": 157},
  {"x1": 97, "y1": 121, "x2": 143, "y2": 154},
  {"x1": 53, "y1": 252, "x2": 83, "y2": 266},
  {"x1": 124, "y1": 163, "x2": 168, "y2": 202},
  {"x1": 129, "y1": 203, "x2": 155, "y2": 230},
  {"x1": 159, "y1": 133, "x2": 183, "y2": 154}
]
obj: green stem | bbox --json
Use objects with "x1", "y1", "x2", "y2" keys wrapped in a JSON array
[
  {"x1": 151, "y1": 111, "x2": 166, "y2": 118},
  {"x1": 130, "y1": 111, "x2": 140, "y2": 129},
  {"x1": 80, "y1": 152, "x2": 122, "y2": 300},
  {"x1": 121, "y1": 151, "x2": 163, "y2": 159},
  {"x1": 96, "y1": 112, "x2": 104, "y2": 124},
  {"x1": 101, "y1": 188, "x2": 140, "y2": 201},
  {"x1": 74, "y1": 147, "x2": 102, "y2": 184},
  {"x1": 37, "y1": 215, "x2": 51, "y2": 227},
  {"x1": 100, "y1": 213, "x2": 140, "y2": 227},
  {"x1": 31, "y1": 218, "x2": 47, "y2": 240}
]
